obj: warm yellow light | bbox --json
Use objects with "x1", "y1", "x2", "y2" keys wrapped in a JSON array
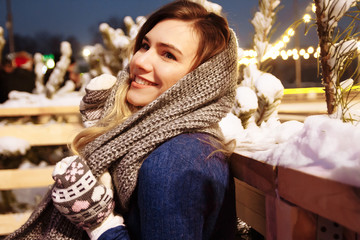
[
  {"x1": 303, "y1": 14, "x2": 311, "y2": 23},
  {"x1": 307, "y1": 46, "x2": 314, "y2": 54},
  {"x1": 281, "y1": 54, "x2": 288, "y2": 60},
  {"x1": 287, "y1": 50, "x2": 293, "y2": 56},
  {"x1": 314, "y1": 52, "x2": 319, "y2": 58},
  {"x1": 293, "y1": 54, "x2": 299, "y2": 60},
  {"x1": 250, "y1": 50, "x2": 258, "y2": 57},
  {"x1": 303, "y1": 53, "x2": 310, "y2": 59},
  {"x1": 292, "y1": 49, "x2": 298, "y2": 55},
  {"x1": 287, "y1": 28, "x2": 295, "y2": 36},
  {"x1": 82, "y1": 48, "x2": 91, "y2": 57},
  {"x1": 46, "y1": 59, "x2": 55, "y2": 69},
  {"x1": 299, "y1": 49, "x2": 306, "y2": 56},
  {"x1": 312, "y1": 3, "x2": 316, "y2": 13},
  {"x1": 244, "y1": 50, "x2": 257, "y2": 57},
  {"x1": 249, "y1": 58, "x2": 258, "y2": 65},
  {"x1": 316, "y1": 47, "x2": 320, "y2": 53},
  {"x1": 281, "y1": 50, "x2": 286, "y2": 56},
  {"x1": 238, "y1": 57, "x2": 257, "y2": 65},
  {"x1": 283, "y1": 36, "x2": 290, "y2": 43},
  {"x1": 271, "y1": 54, "x2": 277, "y2": 59},
  {"x1": 238, "y1": 58, "x2": 248, "y2": 65}
]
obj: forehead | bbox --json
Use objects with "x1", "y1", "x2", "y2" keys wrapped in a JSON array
[{"x1": 146, "y1": 19, "x2": 199, "y2": 53}]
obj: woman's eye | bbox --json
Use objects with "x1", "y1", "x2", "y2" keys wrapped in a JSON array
[
  {"x1": 141, "y1": 42, "x2": 150, "y2": 50},
  {"x1": 164, "y1": 52, "x2": 176, "y2": 60}
]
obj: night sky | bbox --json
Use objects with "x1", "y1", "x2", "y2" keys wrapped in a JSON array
[{"x1": 0, "y1": 0, "x2": 314, "y2": 51}]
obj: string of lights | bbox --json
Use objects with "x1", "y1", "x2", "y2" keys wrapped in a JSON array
[{"x1": 239, "y1": 3, "x2": 360, "y2": 66}]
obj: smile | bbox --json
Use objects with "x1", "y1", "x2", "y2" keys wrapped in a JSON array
[{"x1": 134, "y1": 77, "x2": 157, "y2": 86}]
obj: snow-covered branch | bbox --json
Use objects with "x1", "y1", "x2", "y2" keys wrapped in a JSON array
[
  {"x1": 251, "y1": 0, "x2": 280, "y2": 65},
  {"x1": 315, "y1": 0, "x2": 358, "y2": 116},
  {"x1": 45, "y1": 41, "x2": 72, "y2": 98}
]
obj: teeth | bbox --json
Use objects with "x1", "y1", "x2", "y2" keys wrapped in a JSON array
[{"x1": 135, "y1": 77, "x2": 156, "y2": 86}]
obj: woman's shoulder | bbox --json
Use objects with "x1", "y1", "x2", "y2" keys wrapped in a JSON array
[
  {"x1": 153, "y1": 133, "x2": 224, "y2": 158},
  {"x1": 141, "y1": 133, "x2": 229, "y2": 178}
]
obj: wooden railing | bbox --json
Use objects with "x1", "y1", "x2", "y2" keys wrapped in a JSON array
[
  {"x1": 0, "y1": 167, "x2": 54, "y2": 235},
  {"x1": 231, "y1": 153, "x2": 360, "y2": 240},
  {"x1": 0, "y1": 105, "x2": 82, "y2": 235},
  {"x1": 0, "y1": 106, "x2": 83, "y2": 146}
]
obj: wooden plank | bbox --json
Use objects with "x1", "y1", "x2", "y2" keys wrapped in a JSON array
[
  {"x1": 236, "y1": 201, "x2": 266, "y2": 236},
  {"x1": 0, "y1": 167, "x2": 54, "y2": 190},
  {"x1": 235, "y1": 179, "x2": 265, "y2": 216},
  {"x1": 0, "y1": 211, "x2": 32, "y2": 235},
  {"x1": 0, "y1": 123, "x2": 84, "y2": 146},
  {"x1": 273, "y1": 196, "x2": 317, "y2": 240},
  {"x1": 234, "y1": 178, "x2": 266, "y2": 236},
  {"x1": 230, "y1": 153, "x2": 277, "y2": 195},
  {"x1": 0, "y1": 106, "x2": 79, "y2": 117},
  {"x1": 278, "y1": 166, "x2": 360, "y2": 233}
]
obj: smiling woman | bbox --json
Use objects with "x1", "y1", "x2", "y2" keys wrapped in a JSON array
[
  {"x1": 5, "y1": 1, "x2": 239, "y2": 240},
  {"x1": 127, "y1": 19, "x2": 199, "y2": 106}
]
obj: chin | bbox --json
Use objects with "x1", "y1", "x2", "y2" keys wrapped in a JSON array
[{"x1": 126, "y1": 93, "x2": 146, "y2": 107}]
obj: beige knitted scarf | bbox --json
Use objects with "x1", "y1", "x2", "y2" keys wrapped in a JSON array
[{"x1": 5, "y1": 30, "x2": 238, "y2": 240}]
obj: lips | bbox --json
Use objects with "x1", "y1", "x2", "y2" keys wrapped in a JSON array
[{"x1": 134, "y1": 76, "x2": 157, "y2": 86}]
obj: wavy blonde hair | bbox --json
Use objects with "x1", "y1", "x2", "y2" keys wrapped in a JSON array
[{"x1": 71, "y1": 84, "x2": 136, "y2": 154}]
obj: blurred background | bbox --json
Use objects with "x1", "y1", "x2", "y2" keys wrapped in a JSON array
[{"x1": 0, "y1": 0, "x2": 326, "y2": 88}]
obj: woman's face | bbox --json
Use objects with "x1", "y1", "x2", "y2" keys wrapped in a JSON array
[{"x1": 127, "y1": 19, "x2": 199, "y2": 106}]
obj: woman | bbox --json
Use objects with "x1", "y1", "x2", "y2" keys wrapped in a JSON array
[{"x1": 6, "y1": 1, "x2": 239, "y2": 239}]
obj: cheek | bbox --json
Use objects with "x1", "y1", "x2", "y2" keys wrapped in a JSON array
[
  {"x1": 160, "y1": 67, "x2": 189, "y2": 89},
  {"x1": 129, "y1": 57, "x2": 136, "y2": 77}
]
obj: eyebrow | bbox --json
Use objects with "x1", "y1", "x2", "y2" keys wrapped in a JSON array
[{"x1": 143, "y1": 36, "x2": 183, "y2": 56}]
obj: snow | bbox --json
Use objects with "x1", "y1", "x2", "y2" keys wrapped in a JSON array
[
  {"x1": 232, "y1": 87, "x2": 258, "y2": 114},
  {"x1": 320, "y1": 0, "x2": 356, "y2": 29},
  {"x1": 220, "y1": 113, "x2": 360, "y2": 188},
  {"x1": 0, "y1": 136, "x2": 30, "y2": 156},
  {"x1": 255, "y1": 72, "x2": 284, "y2": 104}
]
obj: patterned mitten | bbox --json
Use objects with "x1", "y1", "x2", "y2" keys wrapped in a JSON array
[
  {"x1": 80, "y1": 74, "x2": 117, "y2": 127},
  {"x1": 51, "y1": 156, "x2": 115, "y2": 230}
]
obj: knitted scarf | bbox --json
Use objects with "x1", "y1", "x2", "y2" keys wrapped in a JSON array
[{"x1": 5, "y1": 29, "x2": 238, "y2": 240}]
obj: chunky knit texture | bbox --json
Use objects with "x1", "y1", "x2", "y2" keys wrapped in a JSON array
[{"x1": 5, "y1": 29, "x2": 238, "y2": 240}]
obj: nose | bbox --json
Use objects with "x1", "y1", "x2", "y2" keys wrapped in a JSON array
[{"x1": 132, "y1": 49, "x2": 153, "y2": 73}]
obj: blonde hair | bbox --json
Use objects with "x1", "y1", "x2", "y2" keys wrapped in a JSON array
[{"x1": 71, "y1": 83, "x2": 136, "y2": 154}]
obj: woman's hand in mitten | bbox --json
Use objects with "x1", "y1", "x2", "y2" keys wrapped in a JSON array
[
  {"x1": 80, "y1": 74, "x2": 117, "y2": 127},
  {"x1": 51, "y1": 156, "x2": 115, "y2": 230}
]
